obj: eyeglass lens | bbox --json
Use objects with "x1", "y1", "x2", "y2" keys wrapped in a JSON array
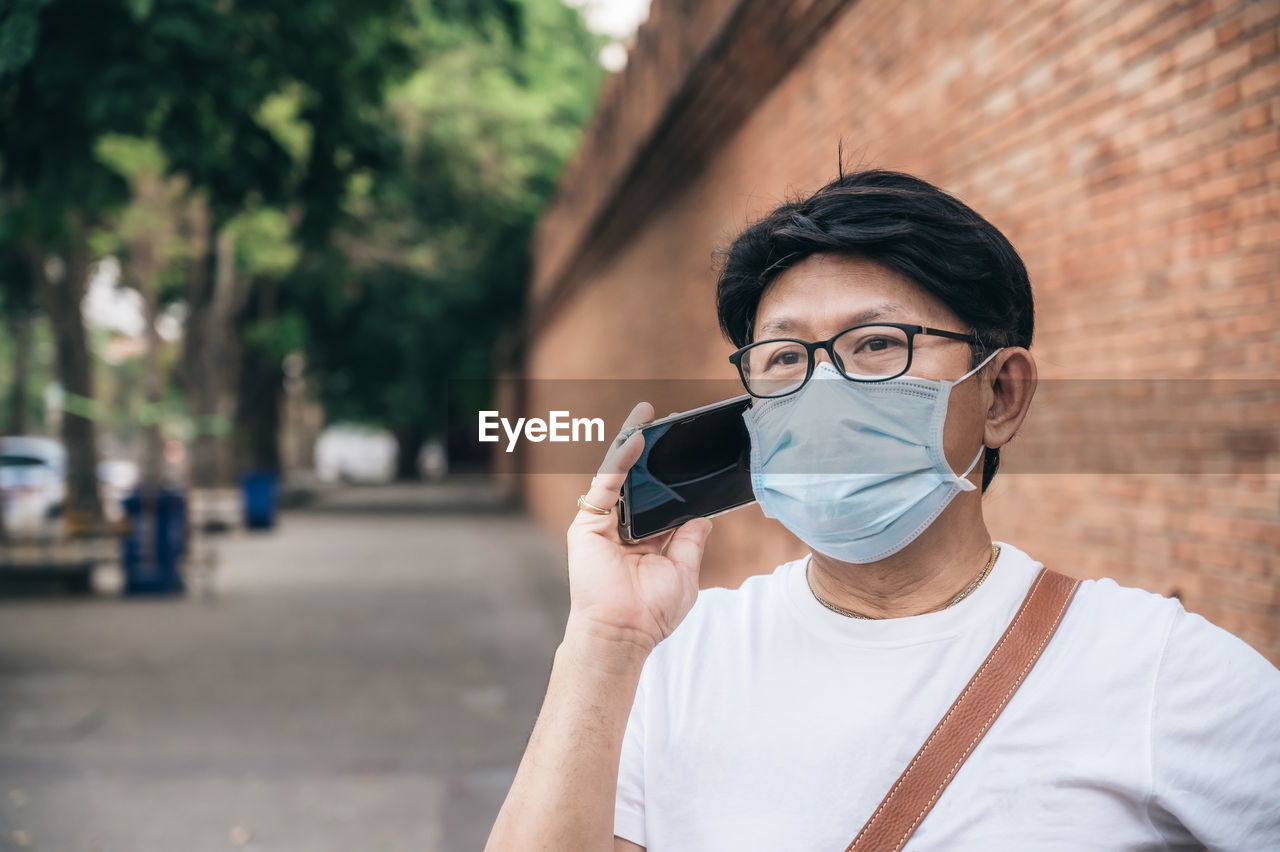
[{"x1": 740, "y1": 324, "x2": 911, "y2": 397}]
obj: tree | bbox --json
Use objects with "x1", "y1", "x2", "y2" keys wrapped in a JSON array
[
  {"x1": 0, "y1": 0, "x2": 152, "y2": 520},
  {"x1": 303, "y1": 0, "x2": 604, "y2": 476},
  {"x1": 93, "y1": 135, "x2": 193, "y2": 490},
  {"x1": 1, "y1": 0, "x2": 585, "y2": 496},
  {"x1": 135, "y1": 0, "x2": 521, "y2": 483},
  {"x1": 3, "y1": 0, "x2": 426, "y2": 496},
  {"x1": 0, "y1": 232, "x2": 37, "y2": 435},
  {"x1": 133, "y1": 0, "x2": 407, "y2": 488}
]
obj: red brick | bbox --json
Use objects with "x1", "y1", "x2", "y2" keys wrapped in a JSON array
[
  {"x1": 1176, "y1": 28, "x2": 1217, "y2": 68},
  {"x1": 1240, "y1": 61, "x2": 1280, "y2": 99},
  {"x1": 1249, "y1": 28, "x2": 1279, "y2": 60},
  {"x1": 1191, "y1": 0, "x2": 1216, "y2": 28},
  {"x1": 1243, "y1": 2, "x2": 1280, "y2": 30},
  {"x1": 1239, "y1": 102, "x2": 1272, "y2": 130},
  {"x1": 1215, "y1": 16, "x2": 1245, "y2": 47},
  {"x1": 1215, "y1": 82, "x2": 1243, "y2": 108},
  {"x1": 1208, "y1": 42, "x2": 1254, "y2": 81},
  {"x1": 1231, "y1": 130, "x2": 1280, "y2": 165}
]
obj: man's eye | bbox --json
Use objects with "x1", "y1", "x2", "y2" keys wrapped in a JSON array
[
  {"x1": 769, "y1": 350, "x2": 803, "y2": 367},
  {"x1": 859, "y1": 336, "x2": 902, "y2": 353}
]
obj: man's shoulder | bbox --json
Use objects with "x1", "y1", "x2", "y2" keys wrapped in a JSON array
[
  {"x1": 1046, "y1": 568, "x2": 1185, "y2": 662},
  {"x1": 1071, "y1": 573, "x2": 1185, "y2": 623},
  {"x1": 1053, "y1": 566, "x2": 1275, "y2": 680}
]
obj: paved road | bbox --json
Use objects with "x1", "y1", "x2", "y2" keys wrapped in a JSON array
[{"x1": 0, "y1": 482, "x2": 570, "y2": 852}]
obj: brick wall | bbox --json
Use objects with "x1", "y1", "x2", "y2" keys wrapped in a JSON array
[{"x1": 518, "y1": 0, "x2": 1280, "y2": 663}]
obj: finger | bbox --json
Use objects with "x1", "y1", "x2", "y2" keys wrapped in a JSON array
[
  {"x1": 578, "y1": 402, "x2": 652, "y2": 517},
  {"x1": 619, "y1": 401, "x2": 655, "y2": 438},
  {"x1": 593, "y1": 401, "x2": 652, "y2": 485},
  {"x1": 580, "y1": 429, "x2": 644, "y2": 517},
  {"x1": 662, "y1": 518, "x2": 713, "y2": 574},
  {"x1": 581, "y1": 406, "x2": 674, "y2": 514},
  {"x1": 603, "y1": 401, "x2": 653, "y2": 463}
]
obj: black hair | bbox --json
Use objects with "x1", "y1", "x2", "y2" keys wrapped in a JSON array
[{"x1": 715, "y1": 169, "x2": 1033, "y2": 491}]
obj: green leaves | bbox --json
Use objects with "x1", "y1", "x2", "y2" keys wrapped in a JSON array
[
  {"x1": 302, "y1": 0, "x2": 603, "y2": 439},
  {"x1": 231, "y1": 207, "x2": 298, "y2": 279},
  {"x1": 95, "y1": 134, "x2": 167, "y2": 179},
  {"x1": 0, "y1": 0, "x2": 49, "y2": 79},
  {"x1": 1, "y1": 0, "x2": 606, "y2": 469}
]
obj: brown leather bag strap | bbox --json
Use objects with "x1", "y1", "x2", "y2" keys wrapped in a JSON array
[{"x1": 845, "y1": 567, "x2": 1080, "y2": 852}]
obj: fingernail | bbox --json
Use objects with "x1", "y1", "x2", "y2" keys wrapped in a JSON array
[{"x1": 615, "y1": 425, "x2": 639, "y2": 447}]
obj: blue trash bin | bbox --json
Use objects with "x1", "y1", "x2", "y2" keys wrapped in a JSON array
[
  {"x1": 242, "y1": 471, "x2": 279, "y2": 530},
  {"x1": 121, "y1": 487, "x2": 187, "y2": 595}
]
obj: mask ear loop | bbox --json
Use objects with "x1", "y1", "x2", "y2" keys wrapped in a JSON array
[
  {"x1": 957, "y1": 347, "x2": 1005, "y2": 384},
  {"x1": 952, "y1": 347, "x2": 1005, "y2": 491},
  {"x1": 954, "y1": 444, "x2": 984, "y2": 492}
]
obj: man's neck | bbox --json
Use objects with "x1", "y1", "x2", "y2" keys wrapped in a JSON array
[{"x1": 807, "y1": 505, "x2": 994, "y2": 619}]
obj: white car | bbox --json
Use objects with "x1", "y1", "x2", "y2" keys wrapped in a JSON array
[
  {"x1": 0, "y1": 436, "x2": 68, "y2": 542},
  {"x1": 315, "y1": 424, "x2": 397, "y2": 483}
]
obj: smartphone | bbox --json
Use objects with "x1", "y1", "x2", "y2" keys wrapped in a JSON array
[{"x1": 617, "y1": 394, "x2": 756, "y2": 542}]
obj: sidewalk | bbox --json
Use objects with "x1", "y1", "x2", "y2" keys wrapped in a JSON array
[{"x1": 0, "y1": 479, "x2": 568, "y2": 852}]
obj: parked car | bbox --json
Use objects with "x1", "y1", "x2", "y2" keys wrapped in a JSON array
[{"x1": 0, "y1": 436, "x2": 67, "y2": 542}]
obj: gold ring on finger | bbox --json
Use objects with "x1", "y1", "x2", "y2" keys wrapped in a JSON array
[{"x1": 577, "y1": 494, "x2": 612, "y2": 515}]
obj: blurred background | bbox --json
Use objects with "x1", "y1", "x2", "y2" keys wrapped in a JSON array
[{"x1": 0, "y1": 0, "x2": 1277, "y2": 849}]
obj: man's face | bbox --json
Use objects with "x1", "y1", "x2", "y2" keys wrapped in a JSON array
[{"x1": 750, "y1": 252, "x2": 990, "y2": 485}]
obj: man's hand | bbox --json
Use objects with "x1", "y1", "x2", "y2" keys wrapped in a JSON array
[{"x1": 565, "y1": 401, "x2": 714, "y2": 655}]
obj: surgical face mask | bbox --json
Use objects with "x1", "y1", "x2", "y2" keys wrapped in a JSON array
[{"x1": 742, "y1": 350, "x2": 1001, "y2": 564}]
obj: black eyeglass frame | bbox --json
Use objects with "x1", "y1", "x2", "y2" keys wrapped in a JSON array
[{"x1": 727, "y1": 322, "x2": 981, "y2": 399}]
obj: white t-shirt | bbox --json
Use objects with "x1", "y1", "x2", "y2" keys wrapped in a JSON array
[{"x1": 614, "y1": 542, "x2": 1280, "y2": 851}]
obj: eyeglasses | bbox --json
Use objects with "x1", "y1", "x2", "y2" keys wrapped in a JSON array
[{"x1": 728, "y1": 322, "x2": 980, "y2": 399}]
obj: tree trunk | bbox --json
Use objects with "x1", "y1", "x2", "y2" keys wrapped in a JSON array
[
  {"x1": 32, "y1": 226, "x2": 103, "y2": 522},
  {"x1": 181, "y1": 204, "x2": 243, "y2": 488},
  {"x1": 235, "y1": 342, "x2": 282, "y2": 474},
  {"x1": 233, "y1": 276, "x2": 284, "y2": 475},
  {"x1": 393, "y1": 425, "x2": 424, "y2": 481},
  {"x1": 129, "y1": 183, "x2": 166, "y2": 494},
  {"x1": 6, "y1": 310, "x2": 31, "y2": 435}
]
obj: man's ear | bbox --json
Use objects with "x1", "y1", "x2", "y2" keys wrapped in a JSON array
[{"x1": 984, "y1": 348, "x2": 1037, "y2": 450}]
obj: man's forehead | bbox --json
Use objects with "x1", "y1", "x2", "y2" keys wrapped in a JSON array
[
  {"x1": 756, "y1": 301, "x2": 910, "y2": 336},
  {"x1": 753, "y1": 254, "x2": 959, "y2": 335}
]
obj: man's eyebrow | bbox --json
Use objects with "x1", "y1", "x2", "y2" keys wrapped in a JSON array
[
  {"x1": 757, "y1": 317, "x2": 796, "y2": 336},
  {"x1": 756, "y1": 302, "x2": 909, "y2": 338},
  {"x1": 846, "y1": 302, "x2": 909, "y2": 325}
]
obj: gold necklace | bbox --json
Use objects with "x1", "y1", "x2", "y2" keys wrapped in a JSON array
[{"x1": 806, "y1": 544, "x2": 1000, "y2": 620}]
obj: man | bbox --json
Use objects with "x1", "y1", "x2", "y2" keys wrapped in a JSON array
[{"x1": 486, "y1": 170, "x2": 1280, "y2": 850}]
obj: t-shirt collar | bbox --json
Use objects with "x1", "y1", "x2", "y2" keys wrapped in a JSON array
[{"x1": 781, "y1": 541, "x2": 1035, "y2": 647}]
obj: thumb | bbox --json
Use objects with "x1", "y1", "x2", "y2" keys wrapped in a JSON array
[{"x1": 664, "y1": 518, "x2": 713, "y2": 574}]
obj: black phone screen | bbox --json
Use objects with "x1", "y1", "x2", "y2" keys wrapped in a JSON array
[{"x1": 620, "y1": 396, "x2": 756, "y2": 539}]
